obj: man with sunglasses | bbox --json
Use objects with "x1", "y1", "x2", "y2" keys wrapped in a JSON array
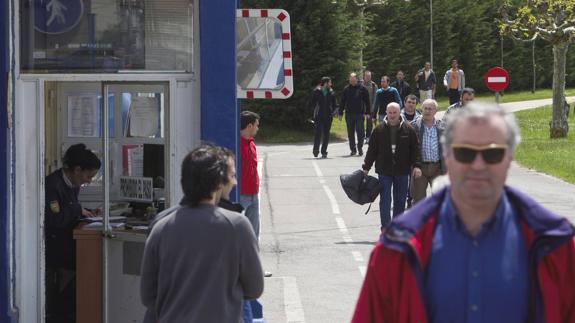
[
  {"x1": 353, "y1": 103, "x2": 575, "y2": 323},
  {"x1": 362, "y1": 102, "x2": 421, "y2": 230}
]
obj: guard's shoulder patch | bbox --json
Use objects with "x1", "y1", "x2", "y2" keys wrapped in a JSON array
[{"x1": 49, "y1": 200, "x2": 60, "y2": 214}]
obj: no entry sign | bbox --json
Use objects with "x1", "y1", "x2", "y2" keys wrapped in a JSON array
[{"x1": 484, "y1": 67, "x2": 510, "y2": 92}]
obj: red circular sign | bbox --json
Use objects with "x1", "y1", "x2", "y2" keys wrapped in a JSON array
[{"x1": 484, "y1": 67, "x2": 510, "y2": 92}]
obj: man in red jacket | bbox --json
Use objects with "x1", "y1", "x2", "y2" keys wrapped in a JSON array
[
  {"x1": 240, "y1": 111, "x2": 261, "y2": 238},
  {"x1": 352, "y1": 103, "x2": 575, "y2": 323}
]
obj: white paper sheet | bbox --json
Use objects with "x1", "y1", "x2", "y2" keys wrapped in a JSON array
[
  {"x1": 67, "y1": 95, "x2": 98, "y2": 137},
  {"x1": 128, "y1": 96, "x2": 159, "y2": 137}
]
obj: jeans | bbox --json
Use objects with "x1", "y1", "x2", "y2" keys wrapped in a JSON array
[
  {"x1": 378, "y1": 175, "x2": 409, "y2": 228},
  {"x1": 448, "y1": 89, "x2": 461, "y2": 105},
  {"x1": 411, "y1": 162, "x2": 442, "y2": 204},
  {"x1": 240, "y1": 194, "x2": 260, "y2": 238},
  {"x1": 345, "y1": 113, "x2": 364, "y2": 152},
  {"x1": 313, "y1": 117, "x2": 333, "y2": 156}
]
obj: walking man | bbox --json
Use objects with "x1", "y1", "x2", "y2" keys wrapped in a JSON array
[
  {"x1": 400, "y1": 94, "x2": 421, "y2": 122},
  {"x1": 340, "y1": 73, "x2": 370, "y2": 156},
  {"x1": 362, "y1": 102, "x2": 421, "y2": 229},
  {"x1": 373, "y1": 75, "x2": 402, "y2": 123},
  {"x1": 362, "y1": 70, "x2": 378, "y2": 143},
  {"x1": 310, "y1": 77, "x2": 338, "y2": 158},
  {"x1": 352, "y1": 103, "x2": 575, "y2": 323},
  {"x1": 391, "y1": 70, "x2": 412, "y2": 104},
  {"x1": 410, "y1": 99, "x2": 444, "y2": 205},
  {"x1": 442, "y1": 87, "x2": 475, "y2": 123},
  {"x1": 443, "y1": 59, "x2": 466, "y2": 105},
  {"x1": 415, "y1": 62, "x2": 436, "y2": 101},
  {"x1": 240, "y1": 111, "x2": 262, "y2": 237},
  {"x1": 141, "y1": 145, "x2": 264, "y2": 322}
]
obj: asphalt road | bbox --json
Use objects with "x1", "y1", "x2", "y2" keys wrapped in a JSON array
[{"x1": 256, "y1": 99, "x2": 575, "y2": 322}]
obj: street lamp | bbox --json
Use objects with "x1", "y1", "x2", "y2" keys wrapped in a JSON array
[{"x1": 430, "y1": 0, "x2": 433, "y2": 70}]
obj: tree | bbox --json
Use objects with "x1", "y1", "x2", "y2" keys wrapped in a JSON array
[{"x1": 500, "y1": 0, "x2": 575, "y2": 138}]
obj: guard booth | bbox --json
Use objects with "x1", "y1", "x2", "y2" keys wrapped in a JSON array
[{"x1": 0, "y1": 0, "x2": 240, "y2": 322}]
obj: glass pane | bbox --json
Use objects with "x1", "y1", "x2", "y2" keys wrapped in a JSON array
[
  {"x1": 20, "y1": 0, "x2": 194, "y2": 73},
  {"x1": 122, "y1": 92, "x2": 164, "y2": 138},
  {"x1": 236, "y1": 17, "x2": 284, "y2": 89}
]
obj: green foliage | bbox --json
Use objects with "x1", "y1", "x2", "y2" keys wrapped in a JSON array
[
  {"x1": 240, "y1": 0, "x2": 363, "y2": 129},
  {"x1": 238, "y1": 0, "x2": 575, "y2": 130}
]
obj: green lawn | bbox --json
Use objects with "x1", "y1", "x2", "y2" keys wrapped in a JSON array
[{"x1": 514, "y1": 106, "x2": 575, "y2": 185}]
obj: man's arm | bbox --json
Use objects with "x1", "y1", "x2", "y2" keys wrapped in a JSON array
[
  {"x1": 339, "y1": 87, "x2": 347, "y2": 116},
  {"x1": 45, "y1": 186, "x2": 82, "y2": 231},
  {"x1": 393, "y1": 88, "x2": 403, "y2": 108},
  {"x1": 237, "y1": 217, "x2": 264, "y2": 300},
  {"x1": 443, "y1": 70, "x2": 449, "y2": 88},
  {"x1": 362, "y1": 130, "x2": 378, "y2": 174},
  {"x1": 460, "y1": 70, "x2": 465, "y2": 89},
  {"x1": 140, "y1": 230, "x2": 160, "y2": 311},
  {"x1": 409, "y1": 126, "x2": 422, "y2": 177}
]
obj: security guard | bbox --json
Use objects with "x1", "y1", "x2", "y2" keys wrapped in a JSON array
[{"x1": 45, "y1": 143, "x2": 101, "y2": 323}]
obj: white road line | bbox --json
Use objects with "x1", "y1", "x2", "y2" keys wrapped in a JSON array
[
  {"x1": 283, "y1": 276, "x2": 306, "y2": 323},
  {"x1": 311, "y1": 160, "x2": 323, "y2": 177},
  {"x1": 351, "y1": 251, "x2": 364, "y2": 262},
  {"x1": 322, "y1": 185, "x2": 340, "y2": 214},
  {"x1": 358, "y1": 265, "x2": 367, "y2": 278}
]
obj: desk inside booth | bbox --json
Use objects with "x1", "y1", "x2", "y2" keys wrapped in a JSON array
[{"x1": 74, "y1": 216, "x2": 151, "y2": 323}]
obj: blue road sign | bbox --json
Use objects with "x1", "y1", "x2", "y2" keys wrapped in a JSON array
[{"x1": 34, "y1": 0, "x2": 84, "y2": 34}]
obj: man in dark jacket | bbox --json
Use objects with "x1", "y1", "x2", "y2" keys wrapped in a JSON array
[
  {"x1": 310, "y1": 76, "x2": 338, "y2": 158},
  {"x1": 391, "y1": 70, "x2": 412, "y2": 104},
  {"x1": 353, "y1": 103, "x2": 575, "y2": 323},
  {"x1": 362, "y1": 102, "x2": 421, "y2": 229},
  {"x1": 340, "y1": 72, "x2": 370, "y2": 156}
]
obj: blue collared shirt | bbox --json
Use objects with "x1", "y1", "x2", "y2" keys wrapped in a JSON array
[
  {"x1": 421, "y1": 123, "x2": 439, "y2": 162},
  {"x1": 424, "y1": 192, "x2": 529, "y2": 323}
]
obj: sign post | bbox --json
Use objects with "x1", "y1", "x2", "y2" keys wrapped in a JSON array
[{"x1": 484, "y1": 67, "x2": 510, "y2": 104}]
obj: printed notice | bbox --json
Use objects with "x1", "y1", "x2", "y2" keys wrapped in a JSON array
[
  {"x1": 119, "y1": 176, "x2": 153, "y2": 202},
  {"x1": 128, "y1": 96, "x2": 159, "y2": 137},
  {"x1": 68, "y1": 95, "x2": 98, "y2": 137}
]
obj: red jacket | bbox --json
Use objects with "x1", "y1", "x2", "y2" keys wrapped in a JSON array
[
  {"x1": 352, "y1": 187, "x2": 575, "y2": 323},
  {"x1": 240, "y1": 136, "x2": 259, "y2": 195}
]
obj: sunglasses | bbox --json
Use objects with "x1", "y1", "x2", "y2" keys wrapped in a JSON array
[{"x1": 451, "y1": 144, "x2": 508, "y2": 164}]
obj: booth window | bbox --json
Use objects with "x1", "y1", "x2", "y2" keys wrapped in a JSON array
[{"x1": 20, "y1": 0, "x2": 194, "y2": 73}]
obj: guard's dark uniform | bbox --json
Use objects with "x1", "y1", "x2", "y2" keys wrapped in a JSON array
[{"x1": 45, "y1": 168, "x2": 82, "y2": 323}]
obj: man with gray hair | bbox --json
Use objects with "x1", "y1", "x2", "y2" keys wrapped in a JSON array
[
  {"x1": 362, "y1": 102, "x2": 421, "y2": 230},
  {"x1": 410, "y1": 99, "x2": 444, "y2": 205},
  {"x1": 352, "y1": 102, "x2": 575, "y2": 323}
]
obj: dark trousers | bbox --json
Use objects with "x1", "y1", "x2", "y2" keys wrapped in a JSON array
[
  {"x1": 345, "y1": 113, "x2": 364, "y2": 152},
  {"x1": 365, "y1": 115, "x2": 373, "y2": 140},
  {"x1": 378, "y1": 174, "x2": 409, "y2": 228},
  {"x1": 46, "y1": 267, "x2": 76, "y2": 323},
  {"x1": 313, "y1": 117, "x2": 333, "y2": 156},
  {"x1": 448, "y1": 89, "x2": 461, "y2": 105}
]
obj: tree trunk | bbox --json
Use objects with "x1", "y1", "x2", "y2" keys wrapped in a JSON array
[{"x1": 550, "y1": 43, "x2": 569, "y2": 138}]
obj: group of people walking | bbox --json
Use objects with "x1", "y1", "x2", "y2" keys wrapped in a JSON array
[{"x1": 310, "y1": 60, "x2": 471, "y2": 228}]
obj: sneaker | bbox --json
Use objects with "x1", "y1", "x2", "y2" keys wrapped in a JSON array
[
  {"x1": 313, "y1": 152, "x2": 319, "y2": 158},
  {"x1": 350, "y1": 151, "x2": 357, "y2": 156},
  {"x1": 358, "y1": 149, "x2": 363, "y2": 156},
  {"x1": 321, "y1": 154, "x2": 327, "y2": 159},
  {"x1": 264, "y1": 271, "x2": 273, "y2": 277}
]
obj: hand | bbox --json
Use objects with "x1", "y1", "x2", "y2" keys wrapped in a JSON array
[
  {"x1": 412, "y1": 167, "x2": 422, "y2": 178},
  {"x1": 82, "y1": 208, "x2": 97, "y2": 218},
  {"x1": 363, "y1": 169, "x2": 369, "y2": 176}
]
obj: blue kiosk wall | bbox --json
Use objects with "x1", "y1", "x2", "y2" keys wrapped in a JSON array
[{"x1": 200, "y1": 0, "x2": 239, "y2": 200}]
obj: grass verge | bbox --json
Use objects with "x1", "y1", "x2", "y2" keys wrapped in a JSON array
[{"x1": 514, "y1": 106, "x2": 575, "y2": 185}]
